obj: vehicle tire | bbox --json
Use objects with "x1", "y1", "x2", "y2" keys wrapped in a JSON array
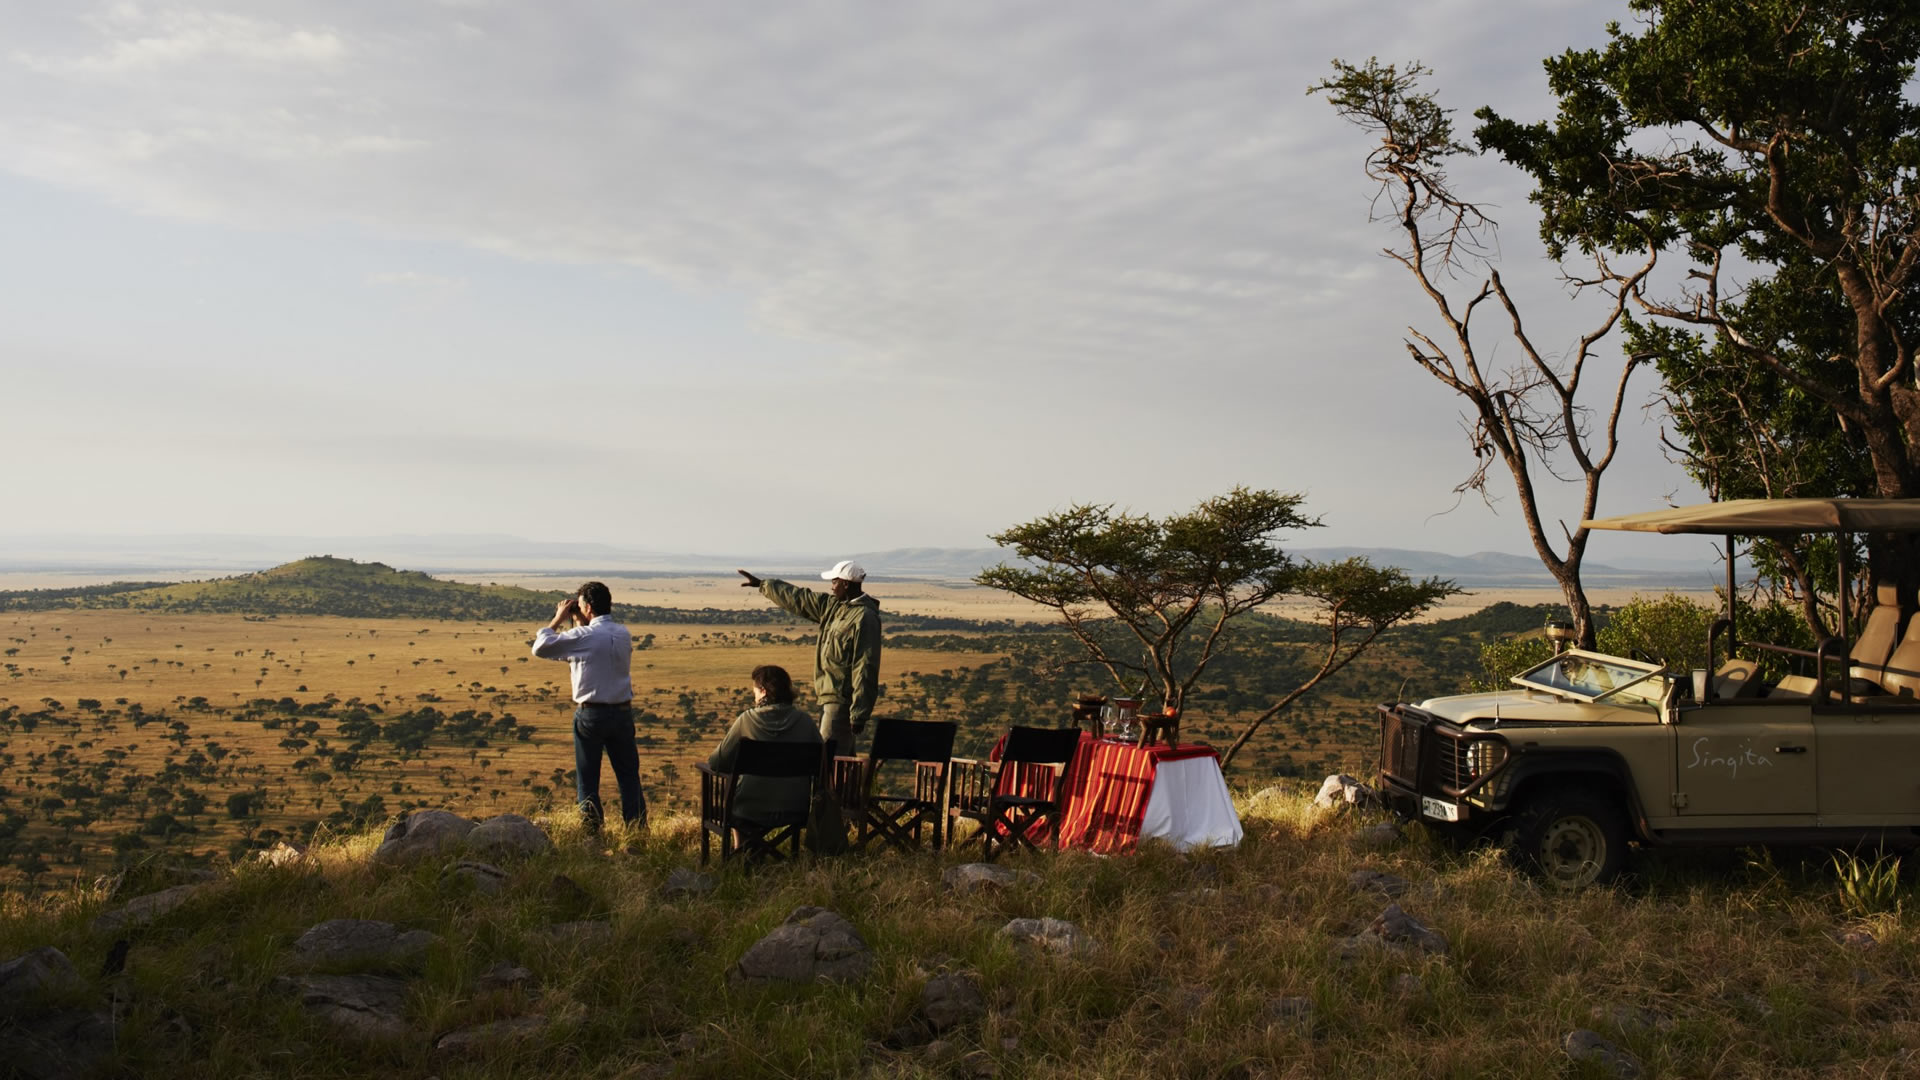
[{"x1": 1509, "y1": 786, "x2": 1629, "y2": 889}]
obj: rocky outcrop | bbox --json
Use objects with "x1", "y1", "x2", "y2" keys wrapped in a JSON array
[
  {"x1": 999, "y1": 918, "x2": 1096, "y2": 957},
  {"x1": 465, "y1": 814, "x2": 552, "y2": 860},
  {"x1": 1315, "y1": 774, "x2": 1378, "y2": 811},
  {"x1": 1563, "y1": 1029, "x2": 1643, "y2": 1079},
  {"x1": 0, "y1": 947, "x2": 85, "y2": 1007},
  {"x1": 374, "y1": 810, "x2": 475, "y2": 864},
  {"x1": 92, "y1": 884, "x2": 205, "y2": 934},
  {"x1": 443, "y1": 861, "x2": 509, "y2": 895},
  {"x1": 435, "y1": 1014, "x2": 550, "y2": 1054},
  {"x1": 922, "y1": 973, "x2": 986, "y2": 1033},
  {"x1": 943, "y1": 863, "x2": 1040, "y2": 895},
  {"x1": 729, "y1": 908, "x2": 873, "y2": 987},
  {"x1": 292, "y1": 919, "x2": 438, "y2": 970},
  {"x1": 1337, "y1": 904, "x2": 1449, "y2": 961},
  {"x1": 273, "y1": 973, "x2": 411, "y2": 1040}
]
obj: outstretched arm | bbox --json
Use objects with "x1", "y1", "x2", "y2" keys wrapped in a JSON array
[{"x1": 758, "y1": 578, "x2": 833, "y2": 623}]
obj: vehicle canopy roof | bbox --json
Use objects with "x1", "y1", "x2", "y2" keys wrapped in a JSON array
[{"x1": 1582, "y1": 498, "x2": 1920, "y2": 537}]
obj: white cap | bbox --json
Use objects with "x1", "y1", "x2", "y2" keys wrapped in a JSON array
[{"x1": 821, "y1": 559, "x2": 867, "y2": 582}]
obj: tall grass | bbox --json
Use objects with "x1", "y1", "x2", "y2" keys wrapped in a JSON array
[{"x1": 5, "y1": 793, "x2": 1920, "y2": 1077}]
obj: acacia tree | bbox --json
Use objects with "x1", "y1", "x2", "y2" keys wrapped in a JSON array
[
  {"x1": 1472, "y1": 0, "x2": 1920, "y2": 623},
  {"x1": 976, "y1": 487, "x2": 1457, "y2": 767},
  {"x1": 1313, "y1": 60, "x2": 1659, "y2": 648}
]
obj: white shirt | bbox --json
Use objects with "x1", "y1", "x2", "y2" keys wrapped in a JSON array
[{"x1": 531, "y1": 615, "x2": 633, "y2": 704}]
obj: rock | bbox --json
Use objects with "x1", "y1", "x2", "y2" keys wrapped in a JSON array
[
  {"x1": 963, "y1": 1049, "x2": 1000, "y2": 1077},
  {"x1": 1348, "y1": 869, "x2": 1411, "y2": 898},
  {"x1": 544, "y1": 874, "x2": 598, "y2": 920},
  {"x1": 1563, "y1": 1029, "x2": 1643, "y2": 1079},
  {"x1": 476, "y1": 963, "x2": 536, "y2": 993},
  {"x1": 1392, "y1": 973, "x2": 1429, "y2": 1006},
  {"x1": 536, "y1": 921, "x2": 615, "y2": 948},
  {"x1": 293, "y1": 919, "x2": 438, "y2": 970},
  {"x1": 1338, "y1": 904, "x2": 1449, "y2": 961},
  {"x1": 273, "y1": 974, "x2": 411, "y2": 1041},
  {"x1": 0, "y1": 1009, "x2": 116, "y2": 1080},
  {"x1": 374, "y1": 809, "x2": 476, "y2": 864},
  {"x1": 1590, "y1": 1002, "x2": 1673, "y2": 1035},
  {"x1": 943, "y1": 863, "x2": 1041, "y2": 895},
  {"x1": 1350, "y1": 823, "x2": 1402, "y2": 850},
  {"x1": 443, "y1": 861, "x2": 509, "y2": 895},
  {"x1": 91, "y1": 883, "x2": 204, "y2": 933},
  {"x1": 998, "y1": 917, "x2": 1096, "y2": 958},
  {"x1": 662, "y1": 868, "x2": 717, "y2": 898},
  {"x1": 1265, "y1": 995, "x2": 1315, "y2": 1032},
  {"x1": 465, "y1": 814, "x2": 552, "y2": 859},
  {"x1": 922, "y1": 973, "x2": 986, "y2": 1033},
  {"x1": 0, "y1": 947, "x2": 85, "y2": 1010},
  {"x1": 434, "y1": 1014, "x2": 550, "y2": 1054},
  {"x1": 729, "y1": 907, "x2": 873, "y2": 987},
  {"x1": 1837, "y1": 928, "x2": 1880, "y2": 951},
  {"x1": 1250, "y1": 784, "x2": 1289, "y2": 803},
  {"x1": 924, "y1": 1039, "x2": 956, "y2": 1063},
  {"x1": 254, "y1": 839, "x2": 310, "y2": 867},
  {"x1": 1315, "y1": 774, "x2": 1378, "y2": 811},
  {"x1": 885, "y1": 1021, "x2": 932, "y2": 1050}
]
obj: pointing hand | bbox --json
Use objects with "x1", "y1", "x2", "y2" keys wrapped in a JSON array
[{"x1": 737, "y1": 570, "x2": 763, "y2": 588}]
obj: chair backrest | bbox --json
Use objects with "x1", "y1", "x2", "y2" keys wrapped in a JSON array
[
  {"x1": 1001, "y1": 726, "x2": 1082, "y2": 765},
  {"x1": 1713, "y1": 658, "x2": 1762, "y2": 699},
  {"x1": 1850, "y1": 581, "x2": 1905, "y2": 673},
  {"x1": 869, "y1": 718, "x2": 958, "y2": 763},
  {"x1": 733, "y1": 738, "x2": 826, "y2": 779}
]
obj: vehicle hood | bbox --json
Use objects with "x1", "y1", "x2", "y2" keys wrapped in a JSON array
[{"x1": 1414, "y1": 689, "x2": 1660, "y2": 726}]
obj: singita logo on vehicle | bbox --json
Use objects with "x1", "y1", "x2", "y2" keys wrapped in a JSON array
[{"x1": 1687, "y1": 738, "x2": 1773, "y2": 780}]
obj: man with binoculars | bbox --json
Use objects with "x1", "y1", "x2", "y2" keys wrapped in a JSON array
[{"x1": 532, "y1": 581, "x2": 643, "y2": 835}]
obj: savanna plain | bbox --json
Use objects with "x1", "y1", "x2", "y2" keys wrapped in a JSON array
[{"x1": 4, "y1": 567, "x2": 1915, "y2": 1079}]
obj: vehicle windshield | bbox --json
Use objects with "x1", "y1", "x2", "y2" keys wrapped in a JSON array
[{"x1": 1512, "y1": 649, "x2": 1669, "y2": 706}]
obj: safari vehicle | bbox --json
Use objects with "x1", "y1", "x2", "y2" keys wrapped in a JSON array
[{"x1": 1378, "y1": 498, "x2": 1920, "y2": 888}]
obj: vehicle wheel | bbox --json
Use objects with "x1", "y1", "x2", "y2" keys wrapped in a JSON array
[{"x1": 1510, "y1": 787, "x2": 1629, "y2": 889}]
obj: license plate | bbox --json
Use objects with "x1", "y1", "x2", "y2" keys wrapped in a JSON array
[{"x1": 1421, "y1": 797, "x2": 1460, "y2": 822}]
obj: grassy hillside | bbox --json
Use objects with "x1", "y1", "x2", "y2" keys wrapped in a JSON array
[
  {"x1": 0, "y1": 558, "x2": 1027, "y2": 630},
  {"x1": 4, "y1": 798, "x2": 1916, "y2": 1078}
]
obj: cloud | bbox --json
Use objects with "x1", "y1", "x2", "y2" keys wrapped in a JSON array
[
  {"x1": 366, "y1": 270, "x2": 467, "y2": 296},
  {"x1": 0, "y1": 1, "x2": 1623, "y2": 382}
]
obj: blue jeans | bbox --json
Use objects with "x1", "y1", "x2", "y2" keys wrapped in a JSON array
[{"x1": 573, "y1": 703, "x2": 645, "y2": 831}]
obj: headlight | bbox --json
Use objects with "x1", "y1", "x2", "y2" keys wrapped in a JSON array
[{"x1": 1466, "y1": 739, "x2": 1509, "y2": 779}]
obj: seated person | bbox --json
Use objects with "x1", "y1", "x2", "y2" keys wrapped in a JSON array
[{"x1": 707, "y1": 665, "x2": 823, "y2": 828}]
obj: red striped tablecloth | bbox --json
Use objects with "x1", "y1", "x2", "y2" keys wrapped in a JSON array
[{"x1": 994, "y1": 732, "x2": 1242, "y2": 854}]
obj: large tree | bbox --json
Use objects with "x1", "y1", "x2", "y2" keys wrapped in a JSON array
[
  {"x1": 1473, "y1": 0, "x2": 1920, "y2": 623},
  {"x1": 1314, "y1": 60, "x2": 1658, "y2": 647},
  {"x1": 977, "y1": 487, "x2": 1457, "y2": 767}
]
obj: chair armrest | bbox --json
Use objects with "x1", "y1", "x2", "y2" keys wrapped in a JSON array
[
  {"x1": 830, "y1": 755, "x2": 868, "y2": 807},
  {"x1": 947, "y1": 757, "x2": 1000, "y2": 813}
]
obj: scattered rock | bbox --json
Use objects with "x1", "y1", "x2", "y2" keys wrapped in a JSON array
[
  {"x1": 1265, "y1": 995, "x2": 1315, "y2": 1032},
  {"x1": 1590, "y1": 1002, "x2": 1673, "y2": 1035},
  {"x1": 1392, "y1": 973, "x2": 1429, "y2": 1006},
  {"x1": 1249, "y1": 784, "x2": 1289, "y2": 803},
  {"x1": 1348, "y1": 869, "x2": 1411, "y2": 899},
  {"x1": 1837, "y1": 928, "x2": 1880, "y2": 951},
  {"x1": 1315, "y1": 774, "x2": 1378, "y2": 811},
  {"x1": 1563, "y1": 1029, "x2": 1643, "y2": 1079},
  {"x1": 923, "y1": 1039, "x2": 956, "y2": 1063},
  {"x1": 662, "y1": 868, "x2": 717, "y2": 898},
  {"x1": 729, "y1": 907, "x2": 874, "y2": 987},
  {"x1": 443, "y1": 861, "x2": 509, "y2": 895},
  {"x1": 673, "y1": 1031, "x2": 703, "y2": 1054},
  {"x1": 998, "y1": 917, "x2": 1096, "y2": 958},
  {"x1": 0, "y1": 1009, "x2": 116, "y2": 1080},
  {"x1": 1350, "y1": 823, "x2": 1403, "y2": 850},
  {"x1": 885, "y1": 1021, "x2": 932, "y2": 1050},
  {"x1": 374, "y1": 809, "x2": 475, "y2": 864},
  {"x1": 253, "y1": 839, "x2": 310, "y2": 867},
  {"x1": 91, "y1": 883, "x2": 205, "y2": 934},
  {"x1": 292, "y1": 919, "x2": 438, "y2": 970},
  {"x1": 476, "y1": 963, "x2": 536, "y2": 993},
  {"x1": 0, "y1": 947, "x2": 85, "y2": 1010},
  {"x1": 273, "y1": 974, "x2": 411, "y2": 1041},
  {"x1": 537, "y1": 921, "x2": 615, "y2": 949},
  {"x1": 466, "y1": 813, "x2": 553, "y2": 860},
  {"x1": 544, "y1": 874, "x2": 598, "y2": 920},
  {"x1": 1338, "y1": 904, "x2": 1449, "y2": 961},
  {"x1": 922, "y1": 973, "x2": 986, "y2": 1033},
  {"x1": 943, "y1": 863, "x2": 1041, "y2": 895},
  {"x1": 435, "y1": 1014, "x2": 550, "y2": 1054},
  {"x1": 962, "y1": 1049, "x2": 1000, "y2": 1077}
]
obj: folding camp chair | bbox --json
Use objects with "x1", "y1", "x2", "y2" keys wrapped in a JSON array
[
  {"x1": 947, "y1": 726, "x2": 1082, "y2": 860},
  {"x1": 696, "y1": 738, "x2": 823, "y2": 865},
  {"x1": 838, "y1": 718, "x2": 958, "y2": 852}
]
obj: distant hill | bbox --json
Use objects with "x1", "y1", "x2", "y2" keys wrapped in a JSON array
[{"x1": 0, "y1": 557, "x2": 1010, "y2": 629}]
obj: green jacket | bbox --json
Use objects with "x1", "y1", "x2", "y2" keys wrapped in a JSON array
[
  {"x1": 707, "y1": 703, "x2": 822, "y2": 826},
  {"x1": 759, "y1": 580, "x2": 883, "y2": 724}
]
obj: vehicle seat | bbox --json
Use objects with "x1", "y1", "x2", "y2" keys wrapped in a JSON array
[
  {"x1": 1878, "y1": 628, "x2": 1920, "y2": 698},
  {"x1": 1768, "y1": 674, "x2": 1819, "y2": 699},
  {"x1": 1848, "y1": 581, "x2": 1905, "y2": 686},
  {"x1": 1713, "y1": 658, "x2": 1763, "y2": 699}
]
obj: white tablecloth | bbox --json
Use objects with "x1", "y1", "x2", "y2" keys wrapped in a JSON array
[{"x1": 1138, "y1": 755, "x2": 1243, "y2": 850}]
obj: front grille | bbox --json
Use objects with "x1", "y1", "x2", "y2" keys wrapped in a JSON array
[
  {"x1": 1379, "y1": 706, "x2": 1423, "y2": 783},
  {"x1": 1433, "y1": 734, "x2": 1469, "y2": 792}
]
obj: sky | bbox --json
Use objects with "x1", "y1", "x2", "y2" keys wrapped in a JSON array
[{"x1": 0, "y1": 0, "x2": 1708, "y2": 566}]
